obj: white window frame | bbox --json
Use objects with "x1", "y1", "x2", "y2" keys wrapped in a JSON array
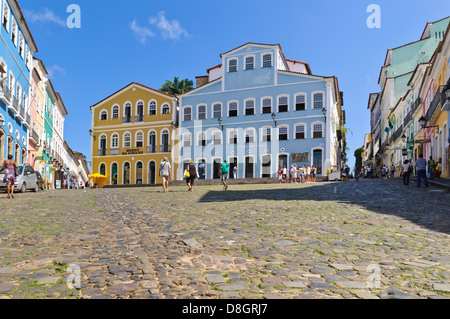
[
  {"x1": 244, "y1": 98, "x2": 256, "y2": 116},
  {"x1": 261, "y1": 126, "x2": 272, "y2": 142},
  {"x1": 111, "y1": 133, "x2": 119, "y2": 149},
  {"x1": 212, "y1": 102, "x2": 222, "y2": 119},
  {"x1": 111, "y1": 104, "x2": 120, "y2": 119},
  {"x1": 123, "y1": 101, "x2": 132, "y2": 118},
  {"x1": 311, "y1": 121, "x2": 324, "y2": 139},
  {"x1": 11, "y1": 17, "x2": 17, "y2": 47},
  {"x1": 183, "y1": 132, "x2": 192, "y2": 147},
  {"x1": 261, "y1": 53, "x2": 273, "y2": 68},
  {"x1": 228, "y1": 58, "x2": 238, "y2": 72},
  {"x1": 245, "y1": 128, "x2": 256, "y2": 143},
  {"x1": 294, "y1": 93, "x2": 307, "y2": 111},
  {"x1": 123, "y1": 132, "x2": 132, "y2": 148},
  {"x1": 277, "y1": 95, "x2": 289, "y2": 113},
  {"x1": 183, "y1": 106, "x2": 192, "y2": 121},
  {"x1": 278, "y1": 125, "x2": 289, "y2": 141},
  {"x1": 212, "y1": 130, "x2": 222, "y2": 145},
  {"x1": 244, "y1": 54, "x2": 255, "y2": 70},
  {"x1": 148, "y1": 99, "x2": 157, "y2": 115},
  {"x1": 261, "y1": 96, "x2": 272, "y2": 114},
  {"x1": 197, "y1": 131, "x2": 207, "y2": 146},
  {"x1": 312, "y1": 91, "x2": 325, "y2": 110},
  {"x1": 99, "y1": 109, "x2": 108, "y2": 121},
  {"x1": 228, "y1": 128, "x2": 238, "y2": 144},
  {"x1": 161, "y1": 102, "x2": 170, "y2": 115},
  {"x1": 197, "y1": 104, "x2": 207, "y2": 120},
  {"x1": 294, "y1": 123, "x2": 307, "y2": 140},
  {"x1": 228, "y1": 100, "x2": 239, "y2": 117},
  {"x1": 135, "y1": 130, "x2": 144, "y2": 148},
  {"x1": 3, "y1": 1, "x2": 10, "y2": 32}
]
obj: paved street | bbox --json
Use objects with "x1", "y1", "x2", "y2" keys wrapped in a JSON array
[{"x1": 0, "y1": 179, "x2": 449, "y2": 299}]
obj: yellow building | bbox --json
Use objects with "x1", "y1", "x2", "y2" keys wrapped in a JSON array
[{"x1": 90, "y1": 82, "x2": 177, "y2": 187}]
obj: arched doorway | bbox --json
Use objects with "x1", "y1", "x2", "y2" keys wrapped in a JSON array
[
  {"x1": 123, "y1": 162, "x2": 130, "y2": 184},
  {"x1": 262, "y1": 155, "x2": 271, "y2": 178},
  {"x1": 148, "y1": 161, "x2": 156, "y2": 184},
  {"x1": 136, "y1": 161, "x2": 143, "y2": 184},
  {"x1": 111, "y1": 163, "x2": 118, "y2": 185},
  {"x1": 245, "y1": 156, "x2": 254, "y2": 178},
  {"x1": 197, "y1": 158, "x2": 206, "y2": 180}
]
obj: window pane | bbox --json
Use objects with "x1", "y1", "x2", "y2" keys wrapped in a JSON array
[
  {"x1": 262, "y1": 99, "x2": 271, "y2": 114},
  {"x1": 213, "y1": 104, "x2": 221, "y2": 118},
  {"x1": 314, "y1": 93, "x2": 323, "y2": 109},
  {"x1": 278, "y1": 96, "x2": 288, "y2": 112},
  {"x1": 279, "y1": 127, "x2": 288, "y2": 140},
  {"x1": 245, "y1": 130, "x2": 254, "y2": 143},
  {"x1": 263, "y1": 54, "x2": 272, "y2": 68},
  {"x1": 229, "y1": 59, "x2": 237, "y2": 72},
  {"x1": 295, "y1": 95, "x2": 306, "y2": 111},
  {"x1": 245, "y1": 56, "x2": 254, "y2": 70},
  {"x1": 198, "y1": 105, "x2": 206, "y2": 119},
  {"x1": 184, "y1": 107, "x2": 191, "y2": 121},
  {"x1": 245, "y1": 100, "x2": 255, "y2": 115},
  {"x1": 229, "y1": 102, "x2": 238, "y2": 117}
]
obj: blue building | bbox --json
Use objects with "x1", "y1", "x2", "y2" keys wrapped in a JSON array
[
  {"x1": 0, "y1": 0, "x2": 37, "y2": 164},
  {"x1": 177, "y1": 43, "x2": 344, "y2": 180}
]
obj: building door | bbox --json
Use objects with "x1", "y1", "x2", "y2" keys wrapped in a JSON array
[
  {"x1": 313, "y1": 150, "x2": 323, "y2": 175},
  {"x1": 111, "y1": 163, "x2": 118, "y2": 185},
  {"x1": 136, "y1": 161, "x2": 143, "y2": 184},
  {"x1": 245, "y1": 156, "x2": 254, "y2": 178},
  {"x1": 197, "y1": 159, "x2": 206, "y2": 180},
  {"x1": 229, "y1": 157, "x2": 237, "y2": 179},
  {"x1": 278, "y1": 154, "x2": 288, "y2": 170},
  {"x1": 213, "y1": 158, "x2": 221, "y2": 179},
  {"x1": 123, "y1": 162, "x2": 130, "y2": 184},
  {"x1": 148, "y1": 161, "x2": 156, "y2": 184},
  {"x1": 262, "y1": 155, "x2": 271, "y2": 178},
  {"x1": 124, "y1": 104, "x2": 131, "y2": 123}
]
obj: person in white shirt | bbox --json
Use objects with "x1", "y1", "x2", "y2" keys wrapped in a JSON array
[{"x1": 399, "y1": 159, "x2": 411, "y2": 188}]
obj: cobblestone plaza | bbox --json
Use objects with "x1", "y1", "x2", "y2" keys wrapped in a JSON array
[{"x1": 0, "y1": 179, "x2": 449, "y2": 299}]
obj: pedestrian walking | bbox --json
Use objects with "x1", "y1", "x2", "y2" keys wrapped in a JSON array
[
  {"x1": 1, "y1": 154, "x2": 17, "y2": 199},
  {"x1": 221, "y1": 159, "x2": 229, "y2": 190},
  {"x1": 428, "y1": 156, "x2": 435, "y2": 180},
  {"x1": 415, "y1": 154, "x2": 429, "y2": 188},
  {"x1": 281, "y1": 165, "x2": 287, "y2": 183},
  {"x1": 290, "y1": 165, "x2": 297, "y2": 183},
  {"x1": 390, "y1": 164, "x2": 395, "y2": 179},
  {"x1": 298, "y1": 166, "x2": 305, "y2": 183},
  {"x1": 233, "y1": 166, "x2": 238, "y2": 179},
  {"x1": 400, "y1": 159, "x2": 411, "y2": 188},
  {"x1": 306, "y1": 165, "x2": 311, "y2": 183},
  {"x1": 159, "y1": 157, "x2": 171, "y2": 193},
  {"x1": 311, "y1": 165, "x2": 316, "y2": 183},
  {"x1": 185, "y1": 160, "x2": 198, "y2": 192}
]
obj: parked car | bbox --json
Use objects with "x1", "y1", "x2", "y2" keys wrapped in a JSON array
[
  {"x1": 0, "y1": 163, "x2": 40, "y2": 193},
  {"x1": 36, "y1": 171, "x2": 45, "y2": 190}
]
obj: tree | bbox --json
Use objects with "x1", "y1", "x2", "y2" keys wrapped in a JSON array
[
  {"x1": 354, "y1": 147, "x2": 363, "y2": 169},
  {"x1": 160, "y1": 77, "x2": 194, "y2": 96}
]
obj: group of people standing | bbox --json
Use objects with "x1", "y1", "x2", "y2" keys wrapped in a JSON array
[{"x1": 278, "y1": 164, "x2": 317, "y2": 184}]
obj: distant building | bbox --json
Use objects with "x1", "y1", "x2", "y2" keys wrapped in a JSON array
[
  {"x1": 177, "y1": 43, "x2": 345, "y2": 180},
  {"x1": 90, "y1": 82, "x2": 177, "y2": 186}
]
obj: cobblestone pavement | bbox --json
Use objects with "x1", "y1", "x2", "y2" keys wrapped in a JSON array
[{"x1": 0, "y1": 178, "x2": 449, "y2": 299}]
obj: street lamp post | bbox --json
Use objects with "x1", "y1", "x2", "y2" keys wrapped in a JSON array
[{"x1": 271, "y1": 113, "x2": 277, "y2": 127}]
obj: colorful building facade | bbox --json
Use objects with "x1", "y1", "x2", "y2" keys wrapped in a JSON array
[
  {"x1": 177, "y1": 43, "x2": 344, "y2": 180},
  {"x1": 0, "y1": 0, "x2": 37, "y2": 165},
  {"x1": 90, "y1": 82, "x2": 177, "y2": 186}
]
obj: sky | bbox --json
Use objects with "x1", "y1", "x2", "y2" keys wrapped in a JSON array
[{"x1": 19, "y1": 0, "x2": 450, "y2": 170}]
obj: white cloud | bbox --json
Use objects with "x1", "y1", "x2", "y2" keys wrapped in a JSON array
[
  {"x1": 130, "y1": 20, "x2": 155, "y2": 44},
  {"x1": 149, "y1": 11, "x2": 189, "y2": 40},
  {"x1": 47, "y1": 65, "x2": 66, "y2": 78},
  {"x1": 23, "y1": 8, "x2": 66, "y2": 27}
]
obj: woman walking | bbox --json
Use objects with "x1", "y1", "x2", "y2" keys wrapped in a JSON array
[
  {"x1": 185, "y1": 160, "x2": 198, "y2": 192},
  {"x1": 159, "y1": 157, "x2": 171, "y2": 193},
  {"x1": 400, "y1": 159, "x2": 411, "y2": 188},
  {"x1": 1, "y1": 155, "x2": 17, "y2": 199}
]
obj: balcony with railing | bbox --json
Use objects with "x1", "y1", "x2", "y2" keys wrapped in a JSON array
[
  {"x1": 160, "y1": 144, "x2": 170, "y2": 153},
  {"x1": 403, "y1": 110, "x2": 412, "y2": 127},
  {"x1": 8, "y1": 96, "x2": 20, "y2": 114},
  {"x1": 16, "y1": 106, "x2": 25, "y2": 121},
  {"x1": 0, "y1": 83, "x2": 11, "y2": 104},
  {"x1": 411, "y1": 97, "x2": 422, "y2": 114},
  {"x1": 30, "y1": 128, "x2": 39, "y2": 145},
  {"x1": 24, "y1": 113, "x2": 31, "y2": 128},
  {"x1": 147, "y1": 145, "x2": 156, "y2": 154},
  {"x1": 135, "y1": 114, "x2": 144, "y2": 122},
  {"x1": 122, "y1": 116, "x2": 132, "y2": 124},
  {"x1": 390, "y1": 124, "x2": 403, "y2": 144},
  {"x1": 98, "y1": 148, "x2": 107, "y2": 156},
  {"x1": 425, "y1": 86, "x2": 443, "y2": 123}
]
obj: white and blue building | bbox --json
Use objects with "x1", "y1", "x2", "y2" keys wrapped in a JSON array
[
  {"x1": 176, "y1": 43, "x2": 344, "y2": 180},
  {"x1": 0, "y1": 0, "x2": 37, "y2": 164}
]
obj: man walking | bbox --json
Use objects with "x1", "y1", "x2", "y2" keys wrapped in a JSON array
[
  {"x1": 415, "y1": 154, "x2": 428, "y2": 188},
  {"x1": 221, "y1": 159, "x2": 229, "y2": 190},
  {"x1": 159, "y1": 157, "x2": 171, "y2": 192}
]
